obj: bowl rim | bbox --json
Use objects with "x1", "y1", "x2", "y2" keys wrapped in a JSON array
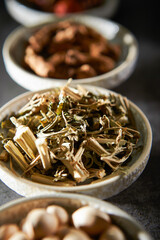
[
  {"x1": 0, "y1": 85, "x2": 152, "y2": 194},
  {"x1": 5, "y1": 0, "x2": 120, "y2": 20},
  {"x1": 2, "y1": 15, "x2": 138, "y2": 89},
  {"x1": 0, "y1": 193, "x2": 153, "y2": 240}
]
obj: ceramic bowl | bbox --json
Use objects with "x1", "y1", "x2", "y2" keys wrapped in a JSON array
[
  {"x1": 3, "y1": 15, "x2": 138, "y2": 91},
  {"x1": 5, "y1": 0, "x2": 120, "y2": 26},
  {"x1": 0, "y1": 193, "x2": 152, "y2": 240},
  {"x1": 0, "y1": 86, "x2": 152, "y2": 199}
]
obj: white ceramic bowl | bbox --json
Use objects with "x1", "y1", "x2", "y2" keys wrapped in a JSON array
[
  {"x1": 5, "y1": 0, "x2": 120, "y2": 26},
  {"x1": 0, "y1": 86, "x2": 152, "y2": 199},
  {"x1": 0, "y1": 193, "x2": 153, "y2": 240},
  {"x1": 3, "y1": 15, "x2": 138, "y2": 91}
]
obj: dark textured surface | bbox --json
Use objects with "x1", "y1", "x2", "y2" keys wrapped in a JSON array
[{"x1": 0, "y1": 0, "x2": 159, "y2": 239}]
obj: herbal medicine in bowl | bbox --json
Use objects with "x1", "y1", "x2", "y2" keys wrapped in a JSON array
[
  {"x1": 24, "y1": 20, "x2": 121, "y2": 80},
  {"x1": 0, "y1": 82, "x2": 140, "y2": 186}
]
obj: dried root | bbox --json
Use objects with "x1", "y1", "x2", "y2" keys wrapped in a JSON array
[{"x1": 24, "y1": 21, "x2": 121, "y2": 79}]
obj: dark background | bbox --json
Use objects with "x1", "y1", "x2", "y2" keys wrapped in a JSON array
[{"x1": 0, "y1": 1, "x2": 160, "y2": 238}]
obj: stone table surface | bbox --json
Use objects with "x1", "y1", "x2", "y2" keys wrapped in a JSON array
[{"x1": 0, "y1": 0, "x2": 159, "y2": 239}]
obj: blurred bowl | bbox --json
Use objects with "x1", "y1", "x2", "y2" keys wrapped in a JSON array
[
  {"x1": 3, "y1": 15, "x2": 138, "y2": 91},
  {"x1": 0, "y1": 193, "x2": 153, "y2": 239},
  {"x1": 0, "y1": 85, "x2": 152, "y2": 199},
  {"x1": 5, "y1": 0, "x2": 120, "y2": 26}
]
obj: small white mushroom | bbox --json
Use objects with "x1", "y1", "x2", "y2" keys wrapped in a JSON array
[
  {"x1": 46, "y1": 205, "x2": 69, "y2": 226},
  {"x1": 0, "y1": 224, "x2": 19, "y2": 240},
  {"x1": 72, "y1": 206, "x2": 111, "y2": 236},
  {"x1": 22, "y1": 208, "x2": 59, "y2": 239},
  {"x1": 8, "y1": 231, "x2": 29, "y2": 240},
  {"x1": 63, "y1": 228, "x2": 91, "y2": 240},
  {"x1": 99, "y1": 225, "x2": 126, "y2": 240}
]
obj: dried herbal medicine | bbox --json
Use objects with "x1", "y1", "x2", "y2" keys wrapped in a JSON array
[
  {"x1": 0, "y1": 83, "x2": 140, "y2": 186},
  {"x1": 24, "y1": 20, "x2": 121, "y2": 79}
]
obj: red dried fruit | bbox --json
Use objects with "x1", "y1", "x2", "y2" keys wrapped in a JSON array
[{"x1": 53, "y1": 0, "x2": 83, "y2": 15}]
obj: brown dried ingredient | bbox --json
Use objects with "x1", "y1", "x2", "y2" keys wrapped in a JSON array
[
  {"x1": 25, "y1": 46, "x2": 55, "y2": 77},
  {"x1": 76, "y1": 64, "x2": 97, "y2": 79},
  {"x1": 24, "y1": 21, "x2": 121, "y2": 79}
]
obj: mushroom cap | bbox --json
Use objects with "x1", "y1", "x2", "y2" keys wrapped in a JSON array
[
  {"x1": 46, "y1": 205, "x2": 69, "y2": 225},
  {"x1": 42, "y1": 236, "x2": 60, "y2": 240},
  {"x1": 0, "y1": 224, "x2": 20, "y2": 240},
  {"x1": 8, "y1": 231, "x2": 29, "y2": 240},
  {"x1": 99, "y1": 225, "x2": 126, "y2": 240},
  {"x1": 63, "y1": 228, "x2": 91, "y2": 240},
  {"x1": 22, "y1": 208, "x2": 59, "y2": 239},
  {"x1": 72, "y1": 206, "x2": 111, "y2": 236}
]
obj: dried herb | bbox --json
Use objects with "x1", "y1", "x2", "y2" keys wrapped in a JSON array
[{"x1": 0, "y1": 83, "x2": 140, "y2": 185}]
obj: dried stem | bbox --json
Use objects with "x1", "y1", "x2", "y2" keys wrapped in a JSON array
[{"x1": 0, "y1": 84, "x2": 140, "y2": 185}]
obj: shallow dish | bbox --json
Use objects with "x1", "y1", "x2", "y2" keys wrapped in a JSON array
[
  {"x1": 3, "y1": 15, "x2": 138, "y2": 91},
  {"x1": 0, "y1": 193, "x2": 152, "y2": 240},
  {"x1": 5, "y1": 0, "x2": 120, "y2": 26},
  {"x1": 0, "y1": 85, "x2": 152, "y2": 199}
]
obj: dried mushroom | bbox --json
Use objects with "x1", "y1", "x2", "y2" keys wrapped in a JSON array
[
  {"x1": 0, "y1": 224, "x2": 20, "y2": 240},
  {"x1": 72, "y1": 206, "x2": 111, "y2": 236},
  {"x1": 0, "y1": 205, "x2": 128, "y2": 240},
  {"x1": 0, "y1": 82, "x2": 140, "y2": 185},
  {"x1": 8, "y1": 231, "x2": 29, "y2": 240},
  {"x1": 22, "y1": 208, "x2": 59, "y2": 239},
  {"x1": 46, "y1": 205, "x2": 69, "y2": 225},
  {"x1": 99, "y1": 225, "x2": 126, "y2": 240}
]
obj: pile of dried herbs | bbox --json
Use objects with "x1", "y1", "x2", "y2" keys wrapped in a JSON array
[{"x1": 0, "y1": 83, "x2": 140, "y2": 186}]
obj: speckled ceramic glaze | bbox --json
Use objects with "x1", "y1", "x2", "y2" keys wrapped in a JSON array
[
  {"x1": 3, "y1": 15, "x2": 138, "y2": 90},
  {"x1": 0, "y1": 86, "x2": 152, "y2": 199},
  {"x1": 5, "y1": 0, "x2": 120, "y2": 26},
  {"x1": 0, "y1": 193, "x2": 153, "y2": 239}
]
